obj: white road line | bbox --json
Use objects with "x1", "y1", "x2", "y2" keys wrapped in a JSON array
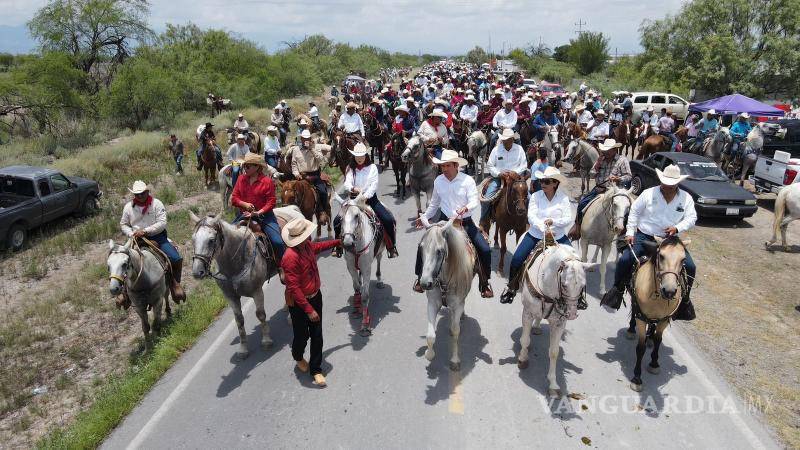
[{"x1": 124, "y1": 302, "x2": 252, "y2": 450}]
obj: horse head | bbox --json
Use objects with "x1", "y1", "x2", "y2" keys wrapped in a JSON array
[
  {"x1": 418, "y1": 221, "x2": 450, "y2": 290},
  {"x1": 608, "y1": 187, "x2": 634, "y2": 234},
  {"x1": 401, "y1": 135, "x2": 422, "y2": 163},
  {"x1": 107, "y1": 239, "x2": 132, "y2": 296},
  {"x1": 651, "y1": 235, "x2": 690, "y2": 300},
  {"x1": 189, "y1": 211, "x2": 224, "y2": 279},
  {"x1": 340, "y1": 199, "x2": 369, "y2": 250},
  {"x1": 281, "y1": 180, "x2": 298, "y2": 205}
]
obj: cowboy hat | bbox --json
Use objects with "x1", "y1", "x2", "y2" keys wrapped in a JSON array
[
  {"x1": 350, "y1": 142, "x2": 369, "y2": 157},
  {"x1": 465, "y1": 95, "x2": 476, "y2": 101},
  {"x1": 429, "y1": 110, "x2": 447, "y2": 119},
  {"x1": 300, "y1": 130, "x2": 312, "y2": 139},
  {"x1": 371, "y1": 97, "x2": 380, "y2": 104},
  {"x1": 205, "y1": 122, "x2": 214, "y2": 128},
  {"x1": 575, "y1": 104, "x2": 586, "y2": 112},
  {"x1": 519, "y1": 96, "x2": 532, "y2": 103},
  {"x1": 394, "y1": 104, "x2": 409, "y2": 113},
  {"x1": 346, "y1": 102, "x2": 357, "y2": 108},
  {"x1": 238, "y1": 113, "x2": 244, "y2": 118},
  {"x1": 431, "y1": 149, "x2": 468, "y2": 167},
  {"x1": 707, "y1": 109, "x2": 716, "y2": 115},
  {"x1": 595, "y1": 109, "x2": 607, "y2": 116},
  {"x1": 236, "y1": 133, "x2": 246, "y2": 140},
  {"x1": 274, "y1": 105, "x2": 283, "y2": 110},
  {"x1": 494, "y1": 88, "x2": 503, "y2": 95},
  {"x1": 646, "y1": 106, "x2": 654, "y2": 112},
  {"x1": 499, "y1": 128, "x2": 515, "y2": 141},
  {"x1": 242, "y1": 152, "x2": 267, "y2": 168},
  {"x1": 128, "y1": 180, "x2": 149, "y2": 194},
  {"x1": 503, "y1": 99, "x2": 514, "y2": 106},
  {"x1": 482, "y1": 100, "x2": 490, "y2": 106},
  {"x1": 282, "y1": 218, "x2": 316, "y2": 247},
  {"x1": 739, "y1": 112, "x2": 750, "y2": 118},
  {"x1": 267, "y1": 125, "x2": 278, "y2": 132},
  {"x1": 534, "y1": 166, "x2": 566, "y2": 185},
  {"x1": 598, "y1": 138, "x2": 622, "y2": 151},
  {"x1": 656, "y1": 164, "x2": 688, "y2": 186}
]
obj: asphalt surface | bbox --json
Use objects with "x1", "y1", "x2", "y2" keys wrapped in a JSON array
[{"x1": 104, "y1": 168, "x2": 778, "y2": 449}]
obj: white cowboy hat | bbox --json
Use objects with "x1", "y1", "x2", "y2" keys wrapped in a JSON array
[
  {"x1": 128, "y1": 180, "x2": 149, "y2": 194},
  {"x1": 499, "y1": 128, "x2": 515, "y2": 141},
  {"x1": 598, "y1": 138, "x2": 622, "y2": 151},
  {"x1": 300, "y1": 129, "x2": 312, "y2": 139},
  {"x1": 282, "y1": 218, "x2": 316, "y2": 247},
  {"x1": 503, "y1": 99, "x2": 514, "y2": 106},
  {"x1": 465, "y1": 95, "x2": 476, "y2": 101},
  {"x1": 350, "y1": 142, "x2": 369, "y2": 157},
  {"x1": 299, "y1": 119, "x2": 309, "y2": 125},
  {"x1": 595, "y1": 109, "x2": 607, "y2": 116},
  {"x1": 519, "y1": 96, "x2": 532, "y2": 103},
  {"x1": 236, "y1": 133, "x2": 246, "y2": 140},
  {"x1": 431, "y1": 149, "x2": 468, "y2": 167},
  {"x1": 707, "y1": 109, "x2": 716, "y2": 115},
  {"x1": 494, "y1": 88, "x2": 503, "y2": 95},
  {"x1": 429, "y1": 110, "x2": 447, "y2": 119},
  {"x1": 280, "y1": 99, "x2": 287, "y2": 103},
  {"x1": 575, "y1": 104, "x2": 586, "y2": 112},
  {"x1": 238, "y1": 113, "x2": 244, "y2": 118},
  {"x1": 739, "y1": 112, "x2": 750, "y2": 118},
  {"x1": 482, "y1": 100, "x2": 490, "y2": 106},
  {"x1": 534, "y1": 166, "x2": 567, "y2": 185},
  {"x1": 274, "y1": 104, "x2": 283, "y2": 110},
  {"x1": 346, "y1": 101, "x2": 357, "y2": 108},
  {"x1": 394, "y1": 104, "x2": 409, "y2": 113},
  {"x1": 267, "y1": 125, "x2": 278, "y2": 132},
  {"x1": 646, "y1": 106, "x2": 654, "y2": 112},
  {"x1": 656, "y1": 164, "x2": 688, "y2": 186}
]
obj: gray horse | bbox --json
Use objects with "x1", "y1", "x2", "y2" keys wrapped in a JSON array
[
  {"x1": 107, "y1": 239, "x2": 171, "y2": 350},
  {"x1": 564, "y1": 138, "x2": 599, "y2": 196},
  {"x1": 401, "y1": 135, "x2": 436, "y2": 215},
  {"x1": 466, "y1": 130, "x2": 488, "y2": 180},
  {"x1": 704, "y1": 127, "x2": 731, "y2": 164}
]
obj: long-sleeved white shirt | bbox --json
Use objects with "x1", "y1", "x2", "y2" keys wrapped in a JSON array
[
  {"x1": 626, "y1": 186, "x2": 697, "y2": 238},
  {"x1": 459, "y1": 104, "x2": 479, "y2": 122},
  {"x1": 527, "y1": 190, "x2": 573, "y2": 240},
  {"x1": 587, "y1": 120, "x2": 610, "y2": 141},
  {"x1": 578, "y1": 110, "x2": 594, "y2": 126},
  {"x1": 227, "y1": 143, "x2": 250, "y2": 162},
  {"x1": 424, "y1": 172, "x2": 480, "y2": 220},
  {"x1": 493, "y1": 108, "x2": 518, "y2": 129},
  {"x1": 487, "y1": 143, "x2": 528, "y2": 178},
  {"x1": 234, "y1": 119, "x2": 249, "y2": 129},
  {"x1": 120, "y1": 198, "x2": 167, "y2": 238},
  {"x1": 337, "y1": 112, "x2": 365, "y2": 136},
  {"x1": 263, "y1": 135, "x2": 280, "y2": 155},
  {"x1": 343, "y1": 164, "x2": 379, "y2": 200},
  {"x1": 417, "y1": 120, "x2": 449, "y2": 146},
  {"x1": 308, "y1": 105, "x2": 319, "y2": 118}
]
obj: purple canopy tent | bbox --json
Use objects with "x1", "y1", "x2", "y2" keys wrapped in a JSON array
[{"x1": 688, "y1": 93, "x2": 785, "y2": 117}]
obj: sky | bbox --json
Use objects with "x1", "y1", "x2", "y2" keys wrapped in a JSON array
[{"x1": 0, "y1": 0, "x2": 686, "y2": 55}]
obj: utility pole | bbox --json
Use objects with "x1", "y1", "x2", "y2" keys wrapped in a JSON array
[{"x1": 574, "y1": 19, "x2": 586, "y2": 35}]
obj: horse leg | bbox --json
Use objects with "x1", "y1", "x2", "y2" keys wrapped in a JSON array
[
  {"x1": 448, "y1": 300, "x2": 464, "y2": 371},
  {"x1": 547, "y1": 319, "x2": 566, "y2": 397},
  {"x1": 499, "y1": 227, "x2": 507, "y2": 273},
  {"x1": 425, "y1": 292, "x2": 442, "y2": 362},
  {"x1": 580, "y1": 238, "x2": 589, "y2": 263},
  {"x1": 348, "y1": 260, "x2": 362, "y2": 317},
  {"x1": 226, "y1": 294, "x2": 249, "y2": 359},
  {"x1": 359, "y1": 262, "x2": 373, "y2": 336},
  {"x1": 253, "y1": 289, "x2": 272, "y2": 349},
  {"x1": 518, "y1": 302, "x2": 534, "y2": 369},
  {"x1": 414, "y1": 191, "x2": 422, "y2": 215},
  {"x1": 375, "y1": 252, "x2": 384, "y2": 289},
  {"x1": 630, "y1": 319, "x2": 647, "y2": 391},
  {"x1": 599, "y1": 243, "x2": 611, "y2": 291},
  {"x1": 135, "y1": 306, "x2": 152, "y2": 351},
  {"x1": 648, "y1": 321, "x2": 668, "y2": 374}
]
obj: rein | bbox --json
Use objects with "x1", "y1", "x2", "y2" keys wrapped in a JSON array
[
  {"x1": 628, "y1": 238, "x2": 687, "y2": 323},
  {"x1": 524, "y1": 231, "x2": 585, "y2": 319},
  {"x1": 192, "y1": 217, "x2": 260, "y2": 286}
]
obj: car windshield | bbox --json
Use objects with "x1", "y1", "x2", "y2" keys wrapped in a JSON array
[
  {"x1": 677, "y1": 161, "x2": 728, "y2": 180},
  {"x1": 542, "y1": 85, "x2": 561, "y2": 92}
]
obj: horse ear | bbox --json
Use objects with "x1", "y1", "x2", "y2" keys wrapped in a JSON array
[
  {"x1": 189, "y1": 211, "x2": 201, "y2": 224},
  {"x1": 108, "y1": 239, "x2": 115, "y2": 250},
  {"x1": 681, "y1": 238, "x2": 691, "y2": 248}
]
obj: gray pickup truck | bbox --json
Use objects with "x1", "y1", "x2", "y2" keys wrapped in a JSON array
[{"x1": 0, "y1": 165, "x2": 102, "y2": 251}]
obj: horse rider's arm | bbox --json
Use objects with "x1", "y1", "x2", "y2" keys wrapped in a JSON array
[
  {"x1": 143, "y1": 200, "x2": 168, "y2": 236},
  {"x1": 120, "y1": 204, "x2": 135, "y2": 237},
  {"x1": 616, "y1": 158, "x2": 633, "y2": 184},
  {"x1": 465, "y1": 177, "x2": 480, "y2": 214},
  {"x1": 486, "y1": 148, "x2": 501, "y2": 178},
  {"x1": 626, "y1": 192, "x2": 647, "y2": 237},
  {"x1": 514, "y1": 148, "x2": 528, "y2": 174},
  {"x1": 552, "y1": 194, "x2": 574, "y2": 228},
  {"x1": 290, "y1": 148, "x2": 302, "y2": 178},
  {"x1": 423, "y1": 182, "x2": 441, "y2": 220},
  {"x1": 337, "y1": 114, "x2": 345, "y2": 130},
  {"x1": 342, "y1": 167, "x2": 355, "y2": 192},
  {"x1": 675, "y1": 193, "x2": 698, "y2": 234},
  {"x1": 314, "y1": 144, "x2": 331, "y2": 167},
  {"x1": 362, "y1": 165, "x2": 379, "y2": 199},
  {"x1": 527, "y1": 194, "x2": 547, "y2": 232},
  {"x1": 492, "y1": 111, "x2": 501, "y2": 128}
]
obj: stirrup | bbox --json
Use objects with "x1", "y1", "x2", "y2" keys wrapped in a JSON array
[{"x1": 499, "y1": 288, "x2": 515, "y2": 304}]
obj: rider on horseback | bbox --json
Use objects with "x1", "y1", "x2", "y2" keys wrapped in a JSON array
[
  {"x1": 600, "y1": 164, "x2": 697, "y2": 321},
  {"x1": 226, "y1": 134, "x2": 250, "y2": 187},
  {"x1": 332, "y1": 143, "x2": 399, "y2": 258},
  {"x1": 271, "y1": 105, "x2": 288, "y2": 147},
  {"x1": 480, "y1": 128, "x2": 528, "y2": 224},
  {"x1": 196, "y1": 122, "x2": 222, "y2": 170},
  {"x1": 532, "y1": 103, "x2": 560, "y2": 142},
  {"x1": 586, "y1": 110, "x2": 610, "y2": 143},
  {"x1": 233, "y1": 113, "x2": 249, "y2": 136},
  {"x1": 490, "y1": 99, "x2": 518, "y2": 150},
  {"x1": 417, "y1": 110, "x2": 449, "y2": 160},
  {"x1": 729, "y1": 112, "x2": 753, "y2": 157},
  {"x1": 392, "y1": 105, "x2": 416, "y2": 138},
  {"x1": 337, "y1": 102, "x2": 366, "y2": 143},
  {"x1": 264, "y1": 126, "x2": 281, "y2": 169},
  {"x1": 458, "y1": 95, "x2": 479, "y2": 131},
  {"x1": 290, "y1": 130, "x2": 331, "y2": 217},
  {"x1": 307, "y1": 101, "x2": 321, "y2": 132},
  {"x1": 657, "y1": 108, "x2": 678, "y2": 151}
]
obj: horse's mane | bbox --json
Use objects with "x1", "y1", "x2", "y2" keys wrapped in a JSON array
[{"x1": 442, "y1": 224, "x2": 475, "y2": 291}]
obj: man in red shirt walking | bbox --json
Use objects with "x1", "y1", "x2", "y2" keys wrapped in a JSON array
[{"x1": 281, "y1": 218, "x2": 341, "y2": 387}]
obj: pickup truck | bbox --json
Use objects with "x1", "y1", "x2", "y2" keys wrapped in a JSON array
[
  {"x1": 753, "y1": 119, "x2": 800, "y2": 194},
  {"x1": 0, "y1": 165, "x2": 102, "y2": 251}
]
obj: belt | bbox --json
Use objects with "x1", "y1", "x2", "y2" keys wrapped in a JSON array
[{"x1": 306, "y1": 290, "x2": 319, "y2": 299}]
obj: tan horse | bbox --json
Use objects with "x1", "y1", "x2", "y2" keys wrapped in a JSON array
[
  {"x1": 626, "y1": 236, "x2": 688, "y2": 392},
  {"x1": 281, "y1": 179, "x2": 332, "y2": 238},
  {"x1": 480, "y1": 173, "x2": 528, "y2": 272},
  {"x1": 637, "y1": 134, "x2": 670, "y2": 160},
  {"x1": 200, "y1": 140, "x2": 219, "y2": 187},
  {"x1": 613, "y1": 119, "x2": 634, "y2": 158}
]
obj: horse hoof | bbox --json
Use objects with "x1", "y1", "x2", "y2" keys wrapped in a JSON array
[
  {"x1": 449, "y1": 361, "x2": 461, "y2": 372},
  {"x1": 647, "y1": 364, "x2": 660, "y2": 375},
  {"x1": 376, "y1": 282, "x2": 385, "y2": 289},
  {"x1": 630, "y1": 380, "x2": 643, "y2": 392},
  {"x1": 359, "y1": 328, "x2": 372, "y2": 337},
  {"x1": 548, "y1": 388, "x2": 562, "y2": 398},
  {"x1": 518, "y1": 359, "x2": 529, "y2": 370},
  {"x1": 532, "y1": 326, "x2": 543, "y2": 335},
  {"x1": 425, "y1": 349, "x2": 435, "y2": 361},
  {"x1": 625, "y1": 329, "x2": 636, "y2": 340}
]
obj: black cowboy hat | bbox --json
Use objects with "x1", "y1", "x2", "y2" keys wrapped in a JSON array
[{"x1": 205, "y1": 122, "x2": 214, "y2": 128}]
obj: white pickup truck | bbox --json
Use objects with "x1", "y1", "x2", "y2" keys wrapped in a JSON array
[{"x1": 753, "y1": 119, "x2": 800, "y2": 194}]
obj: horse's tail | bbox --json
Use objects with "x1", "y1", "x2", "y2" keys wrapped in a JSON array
[{"x1": 773, "y1": 187, "x2": 789, "y2": 239}]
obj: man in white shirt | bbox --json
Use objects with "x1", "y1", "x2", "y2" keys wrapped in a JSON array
[
  {"x1": 587, "y1": 110, "x2": 610, "y2": 142},
  {"x1": 459, "y1": 95, "x2": 479, "y2": 128},
  {"x1": 337, "y1": 102, "x2": 365, "y2": 140},
  {"x1": 417, "y1": 110, "x2": 449, "y2": 159},
  {"x1": 307, "y1": 101, "x2": 321, "y2": 131},
  {"x1": 233, "y1": 113, "x2": 249, "y2": 133},
  {"x1": 491, "y1": 99, "x2": 518, "y2": 149},
  {"x1": 502, "y1": 85, "x2": 513, "y2": 102},
  {"x1": 480, "y1": 129, "x2": 528, "y2": 224},
  {"x1": 263, "y1": 126, "x2": 281, "y2": 169},
  {"x1": 227, "y1": 134, "x2": 250, "y2": 187},
  {"x1": 412, "y1": 149, "x2": 494, "y2": 298},
  {"x1": 601, "y1": 164, "x2": 697, "y2": 321},
  {"x1": 576, "y1": 105, "x2": 593, "y2": 128}
]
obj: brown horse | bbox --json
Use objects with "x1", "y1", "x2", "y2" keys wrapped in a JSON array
[
  {"x1": 364, "y1": 113, "x2": 387, "y2": 167},
  {"x1": 387, "y1": 132, "x2": 408, "y2": 198},
  {"x1": 200, "y1": 140, "x2": 219, "y2": 187},
  {"x1": 480, "y1": 173, "x2": 528, "y2": 272},
  {"x1": 638, "y1": 134, "x2": 670, "y2": 160},
  {"x1": 281, "y1": 180, "x2": 332, "y2": 238},
  {"x1": 613, "y1": 119, "x2": 635, "y2": 158},
  {"x1": 331, "y1": 129, "x2": 356, "y2": 176}
]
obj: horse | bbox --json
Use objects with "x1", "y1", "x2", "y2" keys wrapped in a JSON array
[
  {"x1": 218, "y1": 165, "x2": 234, "y2": 210},
  {"x1": 364, "y1": 113, "x2": 387, "y2": 168},
  {"x1": 576, "y1": 186, "x2": 634, "y2": 290},
  {"x1": 200, "y1": 142, "x2": 219, "y2": 187},
  {"x1": 388, "y1": 132, "x2": 408, "y2": 198},
  {"x1": 281, "y1": 179, "x2": 332, "y2": 238},
  {"x1": 466, "y1": 129, "x2": 488, "y2": 179},
  {"x1": 518, "y1": 120, "x2": 536, "y2": 151},
  {"x1": 401, "y1": 135, "x2": 436, "y2": 215},
  {"x1": 539, "y1": 127, "x2": 562, "y2": 166},
  {"x1": 722, "y1": 124, "x2": 764, "y2": 185},
  {"x1": 334, "y1": 195, "x2": 386, "y2": 336},
  {"x1": 189, "y1": 207, "x2": 302, "y2": 359},
  {"x1": 517, "y1": 242, "x2": 595, "y2": 397},
  {"x1": 765, "y1": 183, "x2": 800, "y2": 251},
  {"x1": 636, "y1": 122, "x2": 655, "y2": 150},
  {"x1": 479, "y1": 173, "x2": 528, "y2": 272},
  {"x1": 703, "y1": 127, "x2": 731, "y2": 164},
  {"x1": 418, "y1": 219, "x2": 476, "y2": 371},
  {"x1": 564, "y1": 139, "x2": 599, "y2": 196},
  {"x1": 625, "y1": 236, "x2": 689, "y2": 392},
  {"x1": 107, "y1": 239, "x2": 171, "y2": 351},
  {"x1": 637, "y1": 134, "x2": 670, "y2": 160},
  {"x1": 613, "y1": 119, "x2": 634, "y2": 158},
  {"x1": 330, "y1": 129, "x2": 356, "y2": 176}
]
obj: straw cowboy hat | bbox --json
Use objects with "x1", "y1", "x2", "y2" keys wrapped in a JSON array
[
  {"x1": 431, "y1": 149, "x2": 468, "y2": 167},
  {"x1": 128, "y1": 180, "x2": 149, "y2": 194},
  {"x1": 350, "y1": 142, "x2": 369, "y2": 157},
  {"x1": 499, "y1": 128, "x2": 515, "y2": 141},
  {"x1": 534, "y1": 166, "x2": 567, "y2": 185},
  {"x1": 598, "y1": 138, "x2": 622, "y2": 152},
  {"x1": 236, "y1": 133, "x2": 246, "y2": 140},
  {"x1": 575, "y1": 104, "x2": 586, "y2": 112},
  {"x1": 519, "y1": 96, "x2": 532, "y2": 103},
  {"x1": 429, "y1": 110, "x2": 447, "y2": 119},
  {"x1": 242, "y1": 152, "x2": 267, "y2": 168},
  {"x1": 282, "y1": 218, "x2": 316, "y2": 247},
  {"x1": 267, "y1": 125, "x2": 278, "y2": 132},
  {"x1": 238, "y1": 113, "x2": 244, "y2": 118},
  {"x1": 300, "y1": 129, "x2": 312, "y2": 139},
  {"x1": 656, "y1": 164, "x2": 688, "y2": 186},
  {"x1": 346, "y1": 102, "x2": 357, "y2": 108},
  {"x1": 595, "y1": 109, "x2": 607, "y2": 116}
]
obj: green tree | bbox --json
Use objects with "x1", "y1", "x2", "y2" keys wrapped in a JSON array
[
  {"x1": 465, "y1": 46, "x2": 488, "y2": 65},
  {"x1": 103, "y1": 57, "x2": 177, "y2": 129},
  {"x1": 568, "y1": 32, "x2": 609, "y2": 75},
  {"x1": 552, "y1": 44, "x2": 571, "y2": 62}
]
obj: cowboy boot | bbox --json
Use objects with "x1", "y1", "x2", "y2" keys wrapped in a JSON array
[
  {"x1": 169, "y1": 260, "x2": 187, "y2": 303},
  {"x1": 568, "y1": 219, "x2": 582, "y2": 241},
  {"x1": 500, "y1": 267, "x2": 523, "y2": 304},
  {"x1": 478, "y1": 268, "x2": 494, "y2": 299},
  {"x1": 388, "y1": 246, "x2": 399, "y2": 258},
  {"x1": 672, "y1": 287, "x2": 696, "y2": 321},
  {"x1": 600, "y1": 281, "x2": 625, "y2": 310}
]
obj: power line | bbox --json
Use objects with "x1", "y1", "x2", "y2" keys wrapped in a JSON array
[{"x1": 574, "y1": 19, "x2": 587, "y2": 35}]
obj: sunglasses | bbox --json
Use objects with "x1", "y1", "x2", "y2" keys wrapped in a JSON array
[{"x1": 541, "y1": 179, "x2": 559, "y2": 186}]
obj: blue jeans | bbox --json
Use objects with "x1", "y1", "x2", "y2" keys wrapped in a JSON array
[
  {"x1": 576, "y1": 186, "x2": 601, "y2": 222},
  {"x1": 480, "y1": 177, "x2": 502, "y2": 222},
  {"x1": 509, "y1": 232, "x2": 571, "y2": 281},
  {"x1": 333, "y1": 195, "x2": 397, "y2": 247},
  {"x1": 148, "y1": 231, "x2": 181, "y2": 263},
  {"x1": 614, "y1": 231, "x2": 695, "y2": 289},
  {"x1": 233, "y1": 211, "x2": 286, "y2": 262},
  {"x1": 414, "y1": 213, "x2": 491, "y2": 281},
  {"x1": 265, "y1": 154, "x2": 279, "y2": 170},
  {"x1": 174, "y1": 154, "x2": 183, "y2": 173},
  {"x1": 432, "y1": 145, "x2": 443, "y2": 160},
  {"x1": 231, "y1": 165, "x2": 241, "y2": 188}
]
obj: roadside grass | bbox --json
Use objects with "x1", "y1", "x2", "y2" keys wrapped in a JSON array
[{"x1": 36, "y1": 280, "x2": 226, "y2": 450}]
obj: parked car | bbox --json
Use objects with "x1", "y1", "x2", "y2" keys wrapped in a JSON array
[
  {"x1": 523, "y1": 78, "x2": 538, "y2": 89},
  {"x1": 0, "y1": 165, "x2": 102, "y2": 251},
  {"x1": 629, "y1": 152, "x2": 757, "y2": 219},
  {"x1": 753, "y1": 119, "x2": 800, "y2": 194},
  {"x1": 540, "y1": 82, "x2": 566, "y2": 96},
  {"x1": 630, "y1": 92, "x2": 689, "y2": 122}
]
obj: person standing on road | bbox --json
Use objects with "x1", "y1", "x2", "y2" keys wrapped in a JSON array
[
  {"x1": 168, "y1": 134, "x2": 184, "y2": 174},
  {"x1": 281, "y1": 218, "x2": 342, "y2": 387}
]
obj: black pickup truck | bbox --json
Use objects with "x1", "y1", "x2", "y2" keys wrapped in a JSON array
[{"x1": 0, "y1": 165, "x2": 102, "y2": 251}]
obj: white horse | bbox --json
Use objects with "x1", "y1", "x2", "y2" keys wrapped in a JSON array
[
  {"x1": 218, "y1": 163, "x2": 281, "y2": 210},
  {"x1": 564, "y1": 139, "x2": 599, "y2": 196},
  {"x1": 730, "y1": 124, "x2": 765, "y2": 186},
  {"x1": 704, "y1": 127, "x2": 731, "y2": 164},
  {"x1": 517, "y1": 242, "x2": 596, "y2": 397},
  {"x1": 401, "y1": 135, "x2": 436, "y2": 215},
  {"x1": 766, "y1": 183, "x2": 800, "y2": 251},
  {"x1": 334, "y1": 195, "x2": 385, "y2": 336},
  {"x1": 189, "y1": 206, "x2": 302, "y2": 359},
  {"x1": 107, "y1": 239, "x2": 171, "y2": 350},
  {"x1": 578, "y1": 186, "x2": 634, "y2": 289},
  {"x1": 466, "y1": 130, "x2": 488, "y2": 179},
  {"x1": 541, "y1": 127, "x2": 563, "y2": 165},
  {"x1": 418, "y1": 219, "x2": 476, "y2": 371}
]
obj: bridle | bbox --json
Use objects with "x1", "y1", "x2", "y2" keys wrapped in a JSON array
[
  {"x1": 525, "y1": 250, "x2": 585, "y2": 320},
  {"x1": 191, "y1": 217, "x2": 224, "y2": 279},
  {"x1": 604, "y1": 193, "x2": 632, "y2": 230},
  {"x1": 504, "y1": 179, "x2": 528, "y2": 216}
]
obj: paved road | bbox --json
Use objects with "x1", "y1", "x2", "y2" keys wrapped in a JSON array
[{"x1": 104, "y1": 168, "x2": 778, "y2": 449}]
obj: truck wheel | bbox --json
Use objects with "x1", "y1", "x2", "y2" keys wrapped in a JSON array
[
  {"x1": 7, "y1": 224, "x2": 26, "y2": 251},
  {"x1": 631, "y1": 176, "x2": 643, "y2": 195},
  {"x1": 80, "y1": 195, "x2": 99, "y2": 217}
]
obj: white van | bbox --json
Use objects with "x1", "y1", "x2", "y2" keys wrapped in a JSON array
[{"x1": 630, "y1": 92, "x2": 690, "y2": 122}]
